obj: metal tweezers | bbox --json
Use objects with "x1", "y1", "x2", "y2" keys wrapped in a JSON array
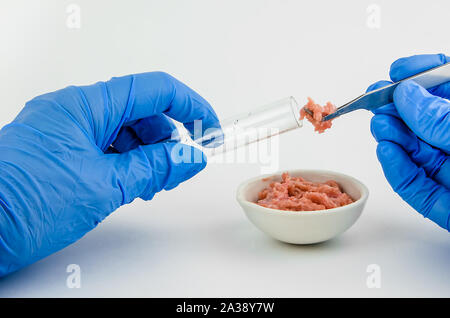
[{"x1": 303, "y1": 62, "x2": 450, "y2": 122}]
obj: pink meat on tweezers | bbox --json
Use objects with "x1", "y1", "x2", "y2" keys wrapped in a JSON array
[{"x1": 300, "y1": 97, "x2": 336, "y2": 133}]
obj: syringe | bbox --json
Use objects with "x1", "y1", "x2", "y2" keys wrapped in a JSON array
[{"x1": 179, "y1": 96, "x2": 303, "y2": 156}]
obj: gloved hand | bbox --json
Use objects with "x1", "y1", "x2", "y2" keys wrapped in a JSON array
[
  {"x1": 0, "y1": 72, "x2": 222, "y2": 276},
  {"x1": 368, "y1": 54, "x2": 450, "y2": 231}
]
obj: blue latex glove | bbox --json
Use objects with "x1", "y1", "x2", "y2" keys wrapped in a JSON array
[
  {"x1": 368, "y1": 54, "x2": 450, "y2": 231},
  {"x1": 0, "y1": 72, "x2": 222, "y2": 276}
]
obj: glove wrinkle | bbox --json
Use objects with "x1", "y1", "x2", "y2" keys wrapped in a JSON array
[
  {"x1": 102, "y1": 76, "x2": 136, "y2": 151},
  {"x1": 74, "y1": 85, "x2": 96, "y2": 137}
]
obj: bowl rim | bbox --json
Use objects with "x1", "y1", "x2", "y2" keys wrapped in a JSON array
[{"x1": 236, "y1": 169, "x2": 369, "y2": 216}]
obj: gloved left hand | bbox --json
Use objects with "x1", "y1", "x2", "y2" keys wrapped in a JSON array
[{"x1": 0, "y1": 72, "x2": 222, "y2": 276}]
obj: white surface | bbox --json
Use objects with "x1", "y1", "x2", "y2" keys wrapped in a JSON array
[
  {"x1": 0, "y1": 0, "x2": 449, "y2": 297},
  {"x1": 237, "y1": 169, "x2": 368, "y2": 244}
]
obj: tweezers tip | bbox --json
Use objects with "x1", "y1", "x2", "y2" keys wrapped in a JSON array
[{"x1": 303, "y1": 107, "x2": 314, "y2": 117}]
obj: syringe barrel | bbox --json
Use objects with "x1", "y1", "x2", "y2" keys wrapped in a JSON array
[{"x1": 195, "y1": 96, "x2": 302, "y2": 156}]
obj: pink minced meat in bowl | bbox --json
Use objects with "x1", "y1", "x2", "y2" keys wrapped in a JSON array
[
  {"x1": 237, "y1": 169, "x2": 369, "y2": 244},
  {"x1": 257, "y1": 172, "x2": 354, "y2": 211}
]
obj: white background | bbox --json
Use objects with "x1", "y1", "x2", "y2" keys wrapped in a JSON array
[{"x1": 0, "y1": 0, "x2": 449, "y2": 297}]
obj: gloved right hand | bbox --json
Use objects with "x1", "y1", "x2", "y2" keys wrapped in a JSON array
[{"x1": 368, "y1": 54, "x2": 450, "y2": 231}]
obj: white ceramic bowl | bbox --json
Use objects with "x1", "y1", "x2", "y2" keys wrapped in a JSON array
[{"x1": 236, "y1": 169, "x2": 369, "y2": 244}]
